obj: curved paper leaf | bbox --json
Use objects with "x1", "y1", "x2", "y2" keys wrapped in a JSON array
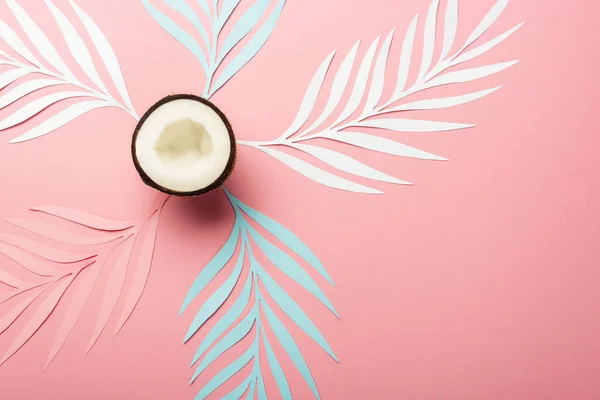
[
  {"x1": 30, "y1": 206, "x2": 135, "y2": 232},
  {"x1": 461, "y1": 0, "x2": 509, "y2": 52},
  {"x1": 0, "y1": 288, "x2": 43, "y2": 334},
  {"x1": 418, "y1": 0, "x2": 439, "y2": 79},
  {"x1": 184, "y1": 240, "x2": 245, "y2": 343},
  {"x1": 180, "y1": 223, "x2": 240, "y2": 315},
  {"x1": 140, "y1": 0, "x2": 208, "y2": 71},
  {"x1": 295, "y1": 143, "x2": 410, "y2": 186},
  {"x1": 0, "y1": 79, "x2": 65, "y2": 110},
  {"x1": 246, "y1": 379, "x2": 257, "y2": 400},
  {"x1": 389, "y1": 87, "x2": 501, "y2": 112},
  {"x1": 194, "y1": 0, "x2": 211, "y2": 18},
  {"x1": 6, "y1": 219, "x2": 122, "y2": 246},
  {"x1": 44, "y1": 0, "x2": 107, "y2": 93},
  {"x1": 0, "y1": 234, "x2": 92, "y2": 264},
  {"x1": 247, "y1": 225, "x2": 338, "y2": 316},
  {"x1": 359, "y1": 118, "x2": 474, "y2": 132},
  {"x1": 113, "y1": 212, "x2": 161, "y2": 336},
  {"x1": 0, "y1": 68, "x2": 31, "y2": 90},
  {"x1": 195, "y1": 345, "x2": 255, "y2": 400},
  {"x1": 9, "y1": 100, "x2": 109, "y2": 143},
  {"x1": 261, "y1": 299, "x2": 321, "y2": 400},
  {"x1": 305, "y1": 40, "x2": 360, "y2": 133},
  {"x1": 261, "y1": 327, "x2": 292, "y2": 400},
  {"x1": 334, "y1": 36, "x2": 379, "y2": 125},
  {"x1": 223, "y1": 376, "x2": 253, "y2": 400},
  {"x1": 440, "y1": 0, "x2": 458, "y2": 61},
  {"x1": 365, "y1": 28, "x2": 393, "y2": 112},
  {"x1": 44, "y1": 262, "x2": 99, "y2": 369},
  {"x1": 86, "y1": 237, "x2": 134, "y2": 353},
  {"x1": 0, "y1": 242, "x2": 63, "y2": 277},
  {"x1": 259, "y1": 146, "x2": 382, "y2": 194},
  {"x1": 215, "y1": 0, "x2": 242, "y2": 33},
  {"x1": 453, "y1": 23, "x2": 523, "y2": 65},
  {"x1": 192, "y1": 273, "x2": 253, "y2": 364},
  {"x1": 70, "y1": 0, "x2": 136, "y2": 114},
  {"x1": 0, "y1": 273, "x2": 76, "y2": 366},
  {"x1": 0, "y1": 21, "x2": 40, "y2": 65},
  {"x1": 164, "y1": 0, "x2": 210, "y2": 48},
  {"x1": 227, "y1": 192, "x2": 335, "y2": 285},
  {"x1": 211, "y1": 0, "x2": 286, "y2": 96},
  {"x1": 257, "y1": 375, "x2": 268, "y2": 400},
  {"x1": 218, "y1": 0, "x2": 269, "y2": 62},
  {"x1": 331, "y1": 131, "x2": 447, "y2": 160},
  {"x1": 255, "y1": 264, "x2": 337, "y2": 361},
  {"x1": 427, "y1": 61, "x2": 518, "y2": 87},
  {"x1": 393, "y1": 14, "x2": 419, "y2": 97},
  {"x1": 6, "y1": 0, "x2": 72, "y2": 77},
  {"x1": 191, "y1": 307, "x2": 256, "y2": 382}
]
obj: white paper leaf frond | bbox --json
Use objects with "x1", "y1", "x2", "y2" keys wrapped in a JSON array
[{"x1": 240, "y1": 0, "x2": 523, "y2": 195}]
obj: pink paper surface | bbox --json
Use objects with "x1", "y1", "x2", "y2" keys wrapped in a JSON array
[{"x1": 0, "y1": 0, "x2": 599, "y2": 399}]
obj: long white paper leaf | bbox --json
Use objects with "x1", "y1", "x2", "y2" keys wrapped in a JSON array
[
  {"x1": 365, "y1": 28, "x2": 394, "y2": 112},
  {"x1": 389, "y1": 87, "x2": 500, "y2": 112},
  {"x1": 70, "y1": 0, "x2": 135, "y2": 114},
  {"x1": 260, "y1": 146, "x2": 382, "y2": 194},
  {"x1": 393, "y1": 14, "x2": 419, "y2": 98},
  {"x1": 295, "y1": 143, "x2": 410, "y2": 185},
  {"x1": 9, "y1": 100, "x2": 108, "y2": 143},
  {"x1": 418, "y1": 0, "x2": 439, "y2": 79},
  {"x1": 0, "y1": 21, "x2": 40, "y2": 66},
  {"x1": 427, "y1": 61, "x2": 518, "y2": 87},
  {"x1": 331, "y1": 131, "x2": 447, "y2": 160},
  {"x1": 6, "y1": 0, "x2": 72, "y2": 78},
  {"x1": 44, "y1": 0, "x2": 107, "y2": 94},
  {"x1": 461, "y1": 0, "x2": 509, "y2": 52},
  {"x1": 0, "y1": 68, "x2": 30, "y2": 90},
  {"x1": 359, "y1": 118, "x2": 474, "y2": 132},
  {"x1": 334, "y1": 36, "x2": 380, "y2": 125},
  {"x1": 0, "y1": 91, "x2": 91, "y2": 130},
  {"x1": 453, "y1": 23, "x2": 523, "y2": 65},
  {"x1": 281, "y1": 50, "x2": 336, "y2": 139},
  {"x1": 440, "y1": 0, "x2": 458, "y2": 60},
  {"x1": 305, "y1": 40, "x2": 360, "y2": 133},
  {"x1": 0, "y1": 79, "x2": 64, "y2": 109}
]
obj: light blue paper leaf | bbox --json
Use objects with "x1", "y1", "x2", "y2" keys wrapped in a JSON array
[
  {"x1": 246, "y1": 378, "x2": 256, "y2": 400},
  {"x1": 180, "y1": 222, "x2": 240, "y2": 315},
  {"x1": 257, "y1": 375, "x2": 268, "y2": 400},
  {"x1": 194, "y1": 0, "x2": 212, "y2": 18},
  {"x1": 246, "y1": 225, "x2": 338, "y2": 317},
  {"x1": 141, "y1": 0, "x2": 208, "y2": 71},
  {"x1": 227, "y1": 191, "x2": 335, "y2": 285},
  {"x1": 254, "y1": 262, "x2": 337, "y2": 361},
  {"x1": 216, "y1": 0, "x2": 242, "y2": 32},
  {"x1": 210, "y1": 0, "x2": 286, "y2": 96},
  {"x1": 261, "y1": 327, "x2": 292, "y2": 400},
  {"x1": 222, "y1": 375, "x2": 253, "y2": 400},
  {"x1": 184, "y1": 240, "x2": 245, "y2": 343},
  {"x1": 194, "y1": 345, "x2": 255, "y2": 400},
  {"x1": 191, "y1": 307, "x2": 256, "y2": 383},
  {"x1": 164, "y1": 0, "x2": 210, "y2": 48},
  {"x1": 217, "y1": 0, "x2": 269, "y2": 63},
  {"x1": 192, "y1": 272, "x2": 253, "y2": 364},
  {"x1": 261, "y1": 298, "x2": 321, "y2": 400}
]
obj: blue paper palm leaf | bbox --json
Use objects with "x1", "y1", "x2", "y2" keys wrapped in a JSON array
[
  {"x1": 142, "y1": 0, "x2": 286, "y2": 97},
  {"x1": 181, "y1": 188, "x2": 337, "y2": 399}
]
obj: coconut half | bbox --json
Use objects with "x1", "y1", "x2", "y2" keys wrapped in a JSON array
[{"x1": 132, "y1": 94, "x2": 236, "y2": 196}]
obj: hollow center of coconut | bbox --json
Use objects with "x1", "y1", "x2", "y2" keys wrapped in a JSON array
[{"x1": 132, "y1": 95, "x2": 236, "y2": 196}]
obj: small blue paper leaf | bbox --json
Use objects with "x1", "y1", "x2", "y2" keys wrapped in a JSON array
[
  {"x1": 180, "y1": 222, "x2": 240, "y2": 315},
  {"x1": 261, "y1": 299, "x2": 321, "y2": 400},
  {"x1": 254, "y1": 260, "x2": 337, "y2": 361},
  {"x1": 227, "y1": 191, "x2": 334, "y2": 285},
  {"x1": 191, "y1": 307, "x2": 256, "y2": 383},
  {"x1": 192, "y1": 272, "x2": 253, "y2": 364},
  {"x1": 247, "y1": 225, "x2": 338, "y2": 317},
  {"x1": 215, "y1": 0, "x2": 242, "y2": 33},
  {"x1": 184, "y1": 240, "x2": 245, "y2": 343},
  {"x1": 194, "y1": 0, "x2": 211, "y2": 18},
  {"x1": 246, "y1": 378, "x2": 256, "y2": 400},
  {"x1": 261, "y1": 327, "x2": 292, "y2": 400},
  {"x1": 222, "y1": 375, "x2": 253, "y2": 400},
  {"x1": 141, "y1": 0, "x2": 208, "y2": 71},
  {"x1": 164, "y1": 0, "x2": 210, "y2": 48},
  {"x1": 257, "y1": 375, "x2": 268, "y2": 400},
  {"x1": 210, "y1": 0, "x2": 286, "y2": 96},
  {"x1": 194, "y1": 345, "x2": 255, "y2": 400},
  {"x1": 217, "y1": 0, "x2": 269, "y2": 63}
]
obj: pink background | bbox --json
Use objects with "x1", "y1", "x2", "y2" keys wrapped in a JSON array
[{"x1": 1, "y1": 0, "x2": 599, "y2": 399}]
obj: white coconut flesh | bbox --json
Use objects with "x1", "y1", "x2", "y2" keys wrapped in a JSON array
[{"x1": 134, "y1": 99, "x2": 232, "y2": 193}]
